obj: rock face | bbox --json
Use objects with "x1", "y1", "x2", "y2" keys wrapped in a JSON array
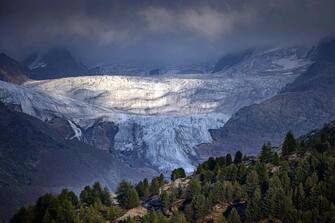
[
  {"x1": 84, "y1": 119, "x2": 119, "y2": 151},
  {"x1": 208, "y1": 38, "x2": 335, "y2": 154},
  {"x1": 23, "y1": 48, "x2": 90, "y2": 79},
  {"x1": 0, "y1": 102, "x2": 153, "y2": 221},
  {"x1": 0, "y1": 53, "x2": 30, "y2": 84}
]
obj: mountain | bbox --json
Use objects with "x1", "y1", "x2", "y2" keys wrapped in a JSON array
[
  {"x1": 213, "y1": 49, "x2": 254, "y2": 73},
  {"x1": 0, "y1": 45, "x2": 312, "y2": 173},
  {"x1": 23, "y1": 48, "x2": 91, "y2": 79},
  {"x1": 0, "y1": 53, "x2": 30, "y2": 84},
  {"x1": 206, "y1": 38, "x2": 335, "y2": 155},
  {"x1": 0, "y1": 101, "x2": 156, "y2": 221}
]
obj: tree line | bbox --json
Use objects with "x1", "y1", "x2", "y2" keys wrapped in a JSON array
[{"x1": 10, "y1": 128, "x2": 335, "y2": 222}]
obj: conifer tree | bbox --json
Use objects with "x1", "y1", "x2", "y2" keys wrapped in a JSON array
[
  {"x1": 158, "y1": 173, "x2": 165, "y2": 187},
  {"x1": 150, "y1": 178, "x2": 161, "y2": 196},
  {"x1": 171, "y1": 168, "x2": 186, "y2": 181},
  {"x1": 116, "y1": 181, "x2": 140, "y2": 209},
  {"x1": 227, "y1": 208, "x2": 241, "y2": 223},
  {"x1": 226, "y1": 154, "x2": 232, "y2": 166},
  {"x1": 246, "y1": 187, "x2": 262, "y2": 222},
  {"x1": 186, "y1": 179, "x2": 201, "y2": 200},
  {"x1": 282, "y1": 131, "x2": 297, "y2": 155},
  {"x1": 259, "y1": 142, "x2": 274, "y2": 163},
  {"x1": 234, "y1": 151, "x2": 243, "y2": 164},
  {"x1": 136, "y1": 179, "x2": 150, "y2": 200},
  {"x1": 125, "y1": 217, "x2": 136, "y2": 223},
  {"x1": 295, "y1": 182, "x2": 305, "y2": 210},
  {"x1": 192, "y1": 194, "x2": 208, "y2": 221},
  {"x1": 143, "y1": 178, "x2": 150, "y2": 199},
  {"x1": 212, "y1": 181, "x2": 225, "y2": 204},
  {"x1": 170, "y1": 213, "x2": 187, "y2": 223},
  {"x1": 160, "y1": 191, "x2": 169, "y2": 210},
  {"x1": 246, "y1": 170, "x2": 259, "y2": 197}
]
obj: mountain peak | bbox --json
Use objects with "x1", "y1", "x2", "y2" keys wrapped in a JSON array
[
  {"x1": 308, "y1": 36, "x2": 335, "y2": 63},
  {"x1": 213, "y1": 48, "x2": 254, "y2": 73},
  {"x1": 23, "y1": 48, "x2": 90, "y2": 79},
  {"x1": 0, "y1": 52, "x2": 15, "y2": 62},
  {"x1": 0, "y1": 53, "x2": 30, "y2": 84}
]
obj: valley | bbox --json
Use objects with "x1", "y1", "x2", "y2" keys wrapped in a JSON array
[{"x1": 1, "y1": 46, "x2": 310, "y2": 172}]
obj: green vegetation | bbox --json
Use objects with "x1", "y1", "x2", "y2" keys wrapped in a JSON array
[
  {"x1": 10, "y1": 122, "x2": 335, "y2": 222},
  {"x1": 171, "y1": 168, "x2": 186, "y2": 181},
  {"x1": 116, "y1": 181, "x2": 140, "y2": 209}
]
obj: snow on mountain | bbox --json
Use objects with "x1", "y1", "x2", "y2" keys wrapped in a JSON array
[
  {"x1": 97, "y1": 63, "x2": 213, "y2": 76},
  {"x1": 0, "y1": 46, "x2": 312, "y2": 172},
  {"x1": 68, "y1": 120, "x2": 83, "y2": 140},
  {"x1": 213, "y1": 46, "x2": 310, "y2": 77}
]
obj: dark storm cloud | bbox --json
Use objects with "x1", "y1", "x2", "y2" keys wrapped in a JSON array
[{"x1": 0, "y1": 0, "x2": 335, "y2": 65}]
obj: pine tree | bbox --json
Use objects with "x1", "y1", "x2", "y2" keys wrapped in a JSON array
[
  {"x1": 170, "y1": 213, "x2": 187, "y2": 223},
  {"x1": 212, "y1": 181, "x2": 225, "y2": 204},
  {"x1": 234, "y1": 151, "x2": 243, "y2": 164},
  {"x1": 279, "y1": 170, "x2": 291, "y2": 194},
  {"x1": 245, "y1": 187, "x2": 262, "y2": 222},
  {"x1": 186, "y1": 179, "x2": 201, "y2": 200},
  {"x1": 305, "y1": 172, "x2": 318, "y2": 194},
  {"x1": 10, "y1": 206, "x2": 35, "y2": 223},
  {"x1": 171, "y1": 168, "x2": 186, "y2": 181},
  {"x1": 246, "y1": 170, "x2": 259, "y2": 197},
  {"x1": 160, "y1": 191, "x2": 169, "y2": 210},
  {"x1": 282, "y1": 131, "x2": 297, "y2": 155},
  {"x1": 226, "y1": 154, "x2": 232, "y2": 166},
  {"x1": 59, "y1": 188, "x2": 79, "y2": 207},
  {"x1": 135, "y1": 181, "x2": 145, "y2": 198},
  {"x1": 150, "y1": 178, "x2": 161, "y2": 196},
  {"x1": 125, "y1": 217, "x2": 136, "y2": 223},
  {"x1": 224, "y1": 182, "x2": 234, "y2": 202},
  {"x1": 237, "y1": 163, "x2": 247, "y2": 184},
  {"x1": 79, "y1": 206, "x2": 105, "y2": 223},
  {"x1": 227, "y1": 208, "x2": 241, "y2": 223},
  {"x1": 116, "y1": 181, "x2": 140, "y2": 209},
  {"x1": 265, "y1": 176, "x2": 287, "y2": 219},
  {"x1": 259, "y1": 142, "x2": 274, "y2": 163},
  {"x1": 158, "y1": 173, "x2": 165, "y2": 187},
  {"x1": 295, "y1": 182, "x2": 305, "y2": 210},
  {"x1": 273, "y1": 152, "x2": 280, "y2": 165},
  {"x1": 143, "y1": 178, "x2": 150, "y2": 199},
  {"x1": 192, "y1": 194, "x2": 208, "y2": 221},
  {"x1": 185, "y1": 194, "x2": 208, "y2": 222},
  {"x1": 127, "y1": 187, "x2": 140, "y2": 209},
  {"x1": 136, "y1": 179, "x2": 150, "y2": 200}
]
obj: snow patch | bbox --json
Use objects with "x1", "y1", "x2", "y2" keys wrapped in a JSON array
[{"x1": 68, "y1": 120, "x2": 83, "y2": 140}]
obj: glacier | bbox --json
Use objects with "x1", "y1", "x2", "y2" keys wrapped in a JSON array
[{"x1": 0, "y1": 46, "x2": 312, "y2": 172}]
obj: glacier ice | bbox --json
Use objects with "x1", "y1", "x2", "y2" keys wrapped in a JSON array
[{"x1": 0, "y1": 46, "x2": 312, "y2": 172}]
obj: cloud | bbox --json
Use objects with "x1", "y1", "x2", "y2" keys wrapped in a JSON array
[
  {"x1": 0, "y1": 0, "x2": 335, "y2": 65},
  {"x1": 140, "y1": 6, "x2": 257, "y2": 39}
]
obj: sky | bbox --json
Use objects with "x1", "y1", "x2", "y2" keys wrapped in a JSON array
[{"x1": 0, "y1": 0, "x2": 335, "y2": 66}]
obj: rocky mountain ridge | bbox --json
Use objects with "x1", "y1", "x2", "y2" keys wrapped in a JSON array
[
  {"x1": 206, "y1": 38, "x2": 335, "y2": 155},
  {"x1": 0, "y1": 53, "x2": 30, "y2": 84}
]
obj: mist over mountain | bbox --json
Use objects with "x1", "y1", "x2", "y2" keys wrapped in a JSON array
[{"x1": 1, "y1": 0, "x2": 335, "y2": 65}]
